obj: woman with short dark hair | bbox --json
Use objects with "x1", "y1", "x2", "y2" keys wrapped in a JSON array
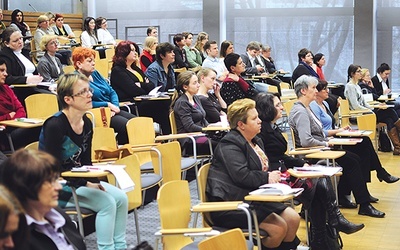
[{"x1": 1, "y1": 149, "x2": 86, "y2": 250}]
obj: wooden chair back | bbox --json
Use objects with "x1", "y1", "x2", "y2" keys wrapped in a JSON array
[
  {"x1": 169, "y1": 111, "x2": 178, "y2": 134},
  {"x1": 338, "y1": 99, "x2": 351, "y2": 126},
  {"x1": 198, "y1": 228, "x2": 248, "y2": 250},
  {"x1": 63, "y1": 65, "x2": 76, "y2": 74},
  {"x1": 280, "y1": 82, "x2": 291, "y2": 89},
  {"x1": 24, "y1": 141, "x2": 39, "y2": 150},
  {"x1": 197, "y1": 163, "x2": 213, "y2": 227},
  {"x1": 25, "y1": 93, "x2": 59, "y2": 119},
  {"x1": 126, "y1": 117, "x2": 155, "y2": 145},
  {"x1": 86, "y1": 107, "x2": 111, "y2": 128},
  {"x1": 91, "y1": 126, "x2": 118, "y2": 161},
  {"x1": 282, "y1": 99, "x2": 296, "y2": 116},
  {"x1": 94, "y1": 50, "x2": 109, "y2": 78},
  {"x1": 156, "y1": 180, "x2": 193, "y2": 249},
  {"x1": 151, "y1": 141, "x2": 182, "y2": 184}
]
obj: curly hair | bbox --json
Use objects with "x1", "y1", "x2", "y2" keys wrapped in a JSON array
[{"x1": 72, "y1": 47, "x2": 96, "y2": 70}]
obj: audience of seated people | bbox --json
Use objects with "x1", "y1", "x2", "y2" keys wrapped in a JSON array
[
  {"x1": 194, "y1": 31, "x2": 208, "y2": 62},
  {"x1": 345, "y1": 64, "x2": 400, "y2": 155},
  {"x1": 255, "y1": 92, "x2": 364, "y2": 248},
  {"x1": 145, "y1": 42, "x2": 176, "y2": 92},
  {"x1": 289, "y1": 75, "x2": 386, "y2": 218},
  {"x1": 95, "y1": 17, "x2": 116, "y2": 46},
  {"x1": 37, "y1": 35, "x2": 64, "y2": 82},
  {"x1": 38, "y1": 73, "x2": 128, "y2": 250},
  {"x1": 170, "y1": 70, "x2": 216, "y2": 155},
  {"x1": 72, "y1": 47, "x2": 135, "y2": 145},
  {"x1": 140, "y1": 36, "x2": 157, "y2": 72},
  {"x1": 291, "y1": 48, "x2": 320, "y2": 83},
  {"x1": 260, "y1": 44, "x2": 292, "y2": 83},
  {"x1": 206, "y1": 98, "x2": 302, "y2": 249},
  {"x1": 172, "y1": 33, "x2": 189, "y2": 69},
  {"x1": 311, "y1": 79, "x2": 399, "y2": 184},
  {"x1": 182, "y1": 31, "x2": 202, "y2": 69},
  {"x1": 196, "y1": 67, "x2": 227, "y2": 123},
  {"x1": 202, "y1": 40, "x2": 228, "y2": 82},
  {"x1": 110, "y1": 40, "x2": 153, "y2": 101}
]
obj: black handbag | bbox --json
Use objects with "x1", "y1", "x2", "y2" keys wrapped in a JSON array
[{"x1": 378, "y1": 127, "x2": 392, "y2": 152}]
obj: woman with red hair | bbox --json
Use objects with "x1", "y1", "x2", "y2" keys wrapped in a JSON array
[
  {"x1": 110, "y1": 40, "x2": 153, "y2": 101},
  {"x1": 72, "y1": 47, "x2": 135, "y2": 144}
]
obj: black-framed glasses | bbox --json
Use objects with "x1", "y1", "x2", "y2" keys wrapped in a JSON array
[{"x1": 72, "y1": 88, "x2": 94, "y2": 97}]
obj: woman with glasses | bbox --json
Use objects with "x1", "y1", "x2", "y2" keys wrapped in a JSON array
[
  {"x1": 37, "y1": 35, "x2": 64, "y2": 82},
  {"x1": 72, "y1": 47, "x2": 135, "y2": 144},
  {"x1": 39, "y1": 73, "x2": 128, "y2": 250},
  {"x1": 95, "y1": 17, "x2": 116, "y2": 46},
  {"x1": 344, "y1": 64, "x2": 400, "y2": 155},
  {"x1": 1, "y1": 149, "x2": 86, "y2": 250}
]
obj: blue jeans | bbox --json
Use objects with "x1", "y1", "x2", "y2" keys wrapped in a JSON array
[{"x1": 66, "y1": 181, "x2": 128, "y2": 250}]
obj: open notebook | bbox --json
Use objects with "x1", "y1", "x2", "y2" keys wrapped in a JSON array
[{"x1": 249, "y1": 183, "x2": 303, "y2": 197}]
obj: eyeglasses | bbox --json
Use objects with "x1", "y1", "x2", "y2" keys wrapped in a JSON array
[
  {"x1": 48, "y1": 40, "x2": 59, "y2": 46},
  {"x1": 275, "y1": 102, "x2": 283, "y2": 108},
  {"x1": 356, "y1": 70, "x2": 362, "y2": 73},
  {"x1": 72, "y1": 88, "x2": 94, "y2": 97}
]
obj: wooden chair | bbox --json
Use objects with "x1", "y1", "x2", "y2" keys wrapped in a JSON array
[
  {"x1": 29, "y1": 33, "x2": 40, "y2": 65},
  {"x1": 86, "y1": 107, "x2": 111, "y2": 128},
  {"x1": 338, "y1": 99, "x2": 370, "y2": 127},
  {"x1": 267, "y1": 84, "x2": 279, "y2": 93},
  {"x1": 356, "y1": 113, "x2": 386, "y2": 150},
  {"x1": 280, "y1": 82, "x2": 291, "y2": 89},
  {"x1": 63, "y1": 65, "x2": 76, "y2": 74},
  {"x1": 24, "y1": 141, "x2": 39, "y2": 150},
  {"x1": 151, "y1": 141, "x2": 197, "y2": 184},
  {"x1": 196, "y1": 163, "x2": 259, "y2": 249},
  {"x1": 198, "y1": 228, "x2": 251, "y2": 250},
  {"x1": 92, "y1": 127, "x2": 120, "y2": 162},
  {"x1": 280, "y1": 99, "x2": 296, "y2": 130},
  {"x1": 156, "y1": 180, "x2": 253, "y2": 250},
  {"x1": 25, "y1": 93, "x2": 59, "y2": 119},
  {"x1": 112, "y1": 154, "x2": 142, "y2": 244},
  {"x1": 94, "y1": 50, "x2": 110, "y2": 78}
]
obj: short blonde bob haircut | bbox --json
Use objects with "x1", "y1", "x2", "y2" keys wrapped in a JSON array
[
  {"x1": 40, "y1": 35, "x2": 58, "y2": 51},
  {"x1": 227, "y1": 98, "x2": 256, "y2": 129}
]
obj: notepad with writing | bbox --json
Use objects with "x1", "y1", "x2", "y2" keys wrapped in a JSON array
[{"x1": 249, "y1": 183, "x2": 303, "y2": 197}]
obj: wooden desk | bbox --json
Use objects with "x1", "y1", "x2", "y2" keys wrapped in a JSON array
[
  {"x1": 304, "y1": 150, "x2": 345, "y2": 159},
  {"x1": 336, "y1": 130, "x2": 372, "y2": 137},
  {"x1": 61, "y1": 170, "x2": 110, "y2": 178},
  {"x1": 244, "y1": 194, "x2": 294, "y2": 203},
  {"x1": 378, "y1": 95, "x2": 396, "y2": 102},
  {"x1": 371, "y1": 104, "x2": 394, "y2": 109},
  {"x1": 288, "y1": 148, "x2": 323, "y2": 156},
  {"x1": 328, "y1": 138, "x2": 362, "y2": 145},
  {"x1": 327, "y1": 83, "x2": 345, "y2": 89},
  {"x1": 0, "y1": 119, "x2": 44, "y2": 152},
  {"x1": 133, "y1": 96, "x2": 170, "y2": 101},
  {"x1": 202, "y1": 126, "x2": 230, "y2": 132},
  {"x1": 287, "y1": 168, "x2": 343, "y2": 179}
]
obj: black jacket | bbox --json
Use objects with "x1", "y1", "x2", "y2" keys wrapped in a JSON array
[
  {"x1": 206, "y1": 129, "x2": 269, "y2": 202},
  {"x1": 371, "y1": 75, "x2": 389, "y2": 96},
  {"x1": 28, "y1": 207, "x2": 86, "y2": 250},
  {"x1": 0, "y1": 46, "x2": 38, "y2": 84},
  {"x1": 259, "y1": 121, "x2": 305, "y2": 171}
]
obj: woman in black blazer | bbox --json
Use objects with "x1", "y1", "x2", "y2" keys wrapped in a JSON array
[
  {"x1": 255, "y1": 93, "x2": 364, "y2": 249},
  {"x1": 110, "y1": 40, "x2": 154, "y2": 101}
]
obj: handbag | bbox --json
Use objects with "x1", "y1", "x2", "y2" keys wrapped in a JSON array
[
  {"x1": 290, "y1": 177, "x2": 313, "y2": 191},
  {"x1": 94, "y1": 144, "x2": 133, "y2": 161},
  {"x1": 378, "y1": 126, "x2": 392, "y2": 152}
]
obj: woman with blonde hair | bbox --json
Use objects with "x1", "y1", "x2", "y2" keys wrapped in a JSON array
[
  {"x1": 194, "y1": 31, "x2": 208, "y2": 62},
  {"x1": 37, "y1": 35, "x2": 64, "y2": 82},
  {"x1": 140, "y1": 36, "x2": 157, "y2": 72},
  {"x1": 197, "y1": 67, "x2": 227, "y2": 123}
]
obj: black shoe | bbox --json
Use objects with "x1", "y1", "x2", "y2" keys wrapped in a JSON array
[
  {"x1": 369, "y1": 195, "x2": 379, "y2": 203},
  {"x1": 339, "y1": 198, "x2": 358, "y2": 209},
  {"x1": 377, "y1": 173, "x2": 400, "y2": 183},
  {"x1": 335, "y1": 214, "x2": 365, "y2": 234},
  {"x1": 358, "y1": 203, "x2": 385, "y2": 218}
]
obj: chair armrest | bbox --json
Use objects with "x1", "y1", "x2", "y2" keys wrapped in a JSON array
[
  {"x1": 158, "y1": 227, "x2": 213, "y2": 235},
  {"x1": 155, "y1": 132, "x2": 204, "y2": 141},
  {"x1": 192, "y1": 201, "x2": 244, "y2": 212}
]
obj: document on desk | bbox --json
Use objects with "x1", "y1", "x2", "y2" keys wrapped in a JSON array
[
  {"x1": 99, "y1": 165, "x2": 135, "y2": 192},
  {"x1": 250, "y1": 183, "x2": 303, "y2": 197},
  {"x1": 293, "y1": 166, "x2": 342, "y2": 177},
  {"x1": 328, "y1": 138, "x2": 363, "y2": 144},
  {"x1": 15, "y1": 118, "x2": 44, "y2": 124}
]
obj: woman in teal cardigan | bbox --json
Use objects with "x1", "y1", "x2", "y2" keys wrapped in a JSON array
[{"x1": 72, "y1": 47, "x2": 135, "y2": 144}]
